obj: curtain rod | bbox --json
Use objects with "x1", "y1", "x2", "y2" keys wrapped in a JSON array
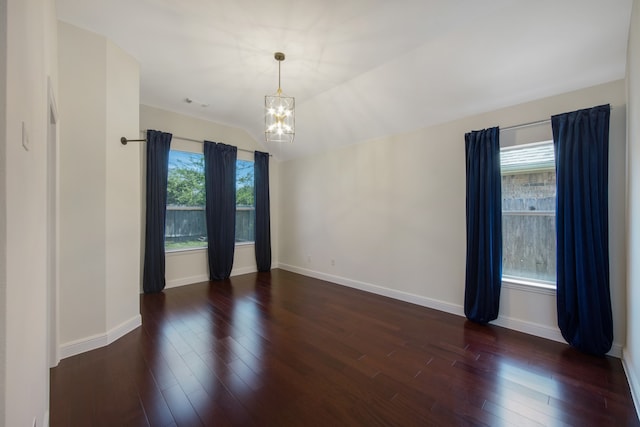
[
  {"x1": 120, "y1": 134, "x2": 271, "y2": 156},
  {"x1": 500, "y1": 118, "x2": 550, "y2": 132},
  {"x1": 501, "y1": 106, "x2": 613, "y2": 132}
]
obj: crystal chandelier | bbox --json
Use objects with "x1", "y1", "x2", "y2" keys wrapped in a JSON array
[{"x1": 265, "y1": 52, "x2": 295, "y2": 143}]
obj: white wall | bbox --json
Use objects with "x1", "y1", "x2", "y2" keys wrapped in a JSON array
[
  {"x1": 625, "y1": 0, "x2": 640, "y2": 415},
  {"x1": 139, "y1": 105, "x2": 279, "y2": 289},
  {"x1": 58, "y1": 21, "x2": 141, "y2": 357},
  {"x1": 279, "y1": 80, "x2": 627, "y2": 356},
  {"x1": 105, "y1": 40, "x2": 142, "y2": 334},
  {"x1": 59, "y1": 22, "x2": 107, "y2": 345},
  {"x1": 2, "y1": 0, "x2": 58, "y2": 425},
  {"x1": 0, "y1": 0, "x2": 7, "y2": 420}
]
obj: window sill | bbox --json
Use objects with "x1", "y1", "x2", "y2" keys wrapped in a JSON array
[
  {"x1": 236, "y1": 241, "x2": 255, "y2": 247},
  {"x1": 166, "y1": 247, "x2": 207, "y2": 255},
  {"x1": 502, "y1": 276, "x2": 556, "y2": 296},
  {"x1": 165, "y1": 242, "x2": 255, "y2": 255}
]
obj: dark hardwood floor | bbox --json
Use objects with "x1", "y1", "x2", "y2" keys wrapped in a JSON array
[{"x1": 50, "y1": 269, "x2": 639, "y2": 426}]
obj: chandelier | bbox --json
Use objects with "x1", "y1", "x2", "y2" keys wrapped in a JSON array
[{"x1": 265, "y1": 52, "x2": 295, "y2": 143}]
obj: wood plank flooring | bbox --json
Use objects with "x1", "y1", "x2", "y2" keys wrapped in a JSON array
[{"x1": 50, "y1": 269, "x2": 639, "y2": 426}]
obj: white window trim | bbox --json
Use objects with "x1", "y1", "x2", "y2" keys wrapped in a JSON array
[
  {"x1": 166, "y1": 246, "x2": 206, "y2": 255},
  {"x1": 166, "y1": 240, "x2": 255, "y2": 255},
  {"x1": 164, "y1": 151, "x2": 257, "y2": 250},
  {"x1": 502, "y1": 275, "x2": 556, "y2": 296},
  {"x1": 501, "y1": 139, "x2": 556, "y2": 295},
  {"x1": 235, "y1": 241, "x2": 254, "y2": 247}
]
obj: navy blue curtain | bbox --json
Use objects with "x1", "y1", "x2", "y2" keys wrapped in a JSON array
[
  {"x1": 254, "y1": 151, "x2": 272, "y2": 272},
  {"x1": 464, "y1": 127, "x2": 502, "y2": 323},
  {"x1": 204, "y1": 141, "x2": 237, "y2": 280},
  {"x1": 143, "y1": 130, "x2": 172, "y2": 293},
  {"x1": 552, "y1": 104, "x2": 612, "y2": 356}
]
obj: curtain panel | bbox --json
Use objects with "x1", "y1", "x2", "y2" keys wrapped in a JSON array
[
  {"x1": 464, "y1": 127, "x2": 502, "y2": 323},
  {"x1": 143, "y1": 129, "x2": 172, "y2": 293},
  {"x1": 204, "y1": 141, "x2": 238, "y2": 280},
  {"x1": 254, "y1": 151, "x2": 272, "y2": 272},
  {"x1": 552, "y1": 104, "x2": 612, "y2": 356}
]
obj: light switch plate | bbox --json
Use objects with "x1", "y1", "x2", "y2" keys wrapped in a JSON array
[{"x1": 22, "y1": 121, "x2": 30, "y2": 151}]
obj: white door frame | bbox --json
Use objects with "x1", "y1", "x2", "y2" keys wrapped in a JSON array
[{"x1": 47, "y1": 77, "x2": 60, "y2": 368}]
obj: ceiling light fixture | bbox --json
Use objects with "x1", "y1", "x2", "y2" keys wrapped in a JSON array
[{"x1": 265, "y1": 52, "x2": 295, "y2": 143}]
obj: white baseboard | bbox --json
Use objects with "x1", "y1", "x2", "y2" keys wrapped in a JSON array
[
  {"x1": 279, "y1": 263, "x2": 464, "y2": 315},
  {"x1": 60, "y1": 332, "x2": 107, "y2": 359},
  {"x1": 493, "y1": 314, "x2": 565, "y2": 343},
  {"x1": 623, "y1": 349, "x2": 640, "y2": 421},
  {"x1": 493, "y1": 314, "x2": 622, "y2": 357},
  {"x1": 277, "y1": 264, "x2": 623, "y2": 358},
  {"x1": 164, "y1": 264, "x2": 280, "y2": 291},
  {"x1": 166, "y1": 274, "x2": 209, "y2": 289},
  {"x1": 107, "y1": 315, "x2": 142, "y2": 344},
  {"x1": 230, "y1": 266, "x2": 258, "y2": 277},
  {"x1": 610, "y1": 343, "x2": 624, "y2": 358},
  {"x1": 60, "y1": 314, "x2": 142, "y2": 360}
]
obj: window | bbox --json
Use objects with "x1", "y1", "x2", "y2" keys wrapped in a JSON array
[
  {"x1": 235, "y1": 160, "x2": 255, "y2": 243},
  {"x1": 164, "y1": 150, "x2": 255, "y2": 251},
  {"x1": 500, "y1": 141, "x2": 556, "y2": 286},
  {"x1": 165, "y1": 151, "x2": 206, "y2": 250}
]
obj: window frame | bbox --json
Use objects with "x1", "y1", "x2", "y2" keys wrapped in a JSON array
[
  {"x1": 163, "y1": 147, "x2": 256, "y2": 253},
  {"x1": 164, "y1": 149, "x2": 207, "y2": 252},
  {"x1": 234, "y1": 158, "x2": 256, "y2": 245},
  {"x1": 500, "y1": 139, "x2": 557, "y2": 291}
]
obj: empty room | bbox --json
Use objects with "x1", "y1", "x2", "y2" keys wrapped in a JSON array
[{"x1": 2, "y1": 0, "x2": 640, "y2": 426}]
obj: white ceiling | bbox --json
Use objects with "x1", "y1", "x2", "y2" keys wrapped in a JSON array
[{"x1": 57, "y1": 0, "x2": 633, "y2": 160}]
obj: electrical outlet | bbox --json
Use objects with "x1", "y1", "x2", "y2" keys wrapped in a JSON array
[
  {"x1": 331, "y1": 259, "x2": 335, "y2": 266},
  {"x1": 307, "y1": 255, "x2": 311, "y2": 263}
]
